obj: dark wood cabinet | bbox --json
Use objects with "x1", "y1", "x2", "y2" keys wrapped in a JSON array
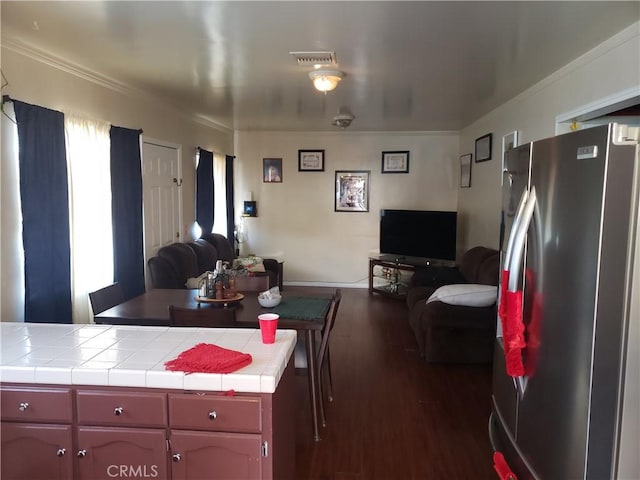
[
  {"x1": 170, "y1": 430, "x2": 262, "y2": 480},
  {"x1": 0, "y1": 359, "x2": 295, "y2": 480},
  {"x1": 0, "y1": 386, "x2": 74, "y2": 480},
  {"x1": 0, "y1": 423, "x2": 73, "y2": 480},
  {"x1": 76, "y1": 426, "x2": 168, "y2": 480}
]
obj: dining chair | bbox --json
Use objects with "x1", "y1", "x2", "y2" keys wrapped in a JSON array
[
  {"x1": 317, "y1": 288, "x2": 342, "y2": 428},
  {"x1": 168, "y1": 305, "x2": 237, "y2": 327},
  {"x1": 88, "y1": 282, "x2": 125, "y2": 316},
  {"x1": 234, "y1": 275, "x2": 270, "y2": 292}
]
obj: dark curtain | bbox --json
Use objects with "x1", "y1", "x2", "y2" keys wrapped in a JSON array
[
  {"x1": 196, "y1": 148, "x2": 214, "y2": 234},
  {"x1": 14, "y1": 100, "x2": 72, "y2": 323},
  {"x1": 110, "y1": 126, "x2": 145, "y2": 300},
  {"x1": 225, "y1": 155, "x2": 236, "y2": 247}
]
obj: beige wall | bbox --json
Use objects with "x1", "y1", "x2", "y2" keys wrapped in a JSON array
[
  {"x1": 234, "y1": 131, "x2": 459, "y2": 285},
  {"x1": 457, "y1": 22, "x2": 640, "y2": 251},
  {"x1": 0, "y1": 46, "x2": 233, "y2": 321}
]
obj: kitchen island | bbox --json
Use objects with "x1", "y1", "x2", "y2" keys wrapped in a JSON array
[{"x1": 0, "y1": 322, "x2": 297, "y2": 480}]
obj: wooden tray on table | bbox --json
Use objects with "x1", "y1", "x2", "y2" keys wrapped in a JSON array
[{"x1": 194, "y1": 293, "x2": 245, "y2": 306}]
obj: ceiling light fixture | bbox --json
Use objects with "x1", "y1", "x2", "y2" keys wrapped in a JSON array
[{"x1": 309, "y1": 69, "x2": 344, "y2": 93}]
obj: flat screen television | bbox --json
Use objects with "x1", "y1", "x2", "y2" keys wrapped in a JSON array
[{"x1": 379, "y1": 209, "x2": 457, "y2": 262}]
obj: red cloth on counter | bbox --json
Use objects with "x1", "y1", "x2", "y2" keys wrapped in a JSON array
[{"x1": 165, "y1": 343, "x2": 252, "y2": 374}]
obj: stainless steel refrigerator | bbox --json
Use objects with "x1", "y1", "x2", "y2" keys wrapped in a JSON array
[{"x1": 489, "y1": 123, "x2": 640, "y2": 480}]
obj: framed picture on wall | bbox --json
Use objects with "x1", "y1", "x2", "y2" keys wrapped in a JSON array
[
  {"x1": 381, "y1": 151, "x2": 410, "y2": 173},
  {"x1": 263, "y1": 158, "x2": 282, "y2": 183},
  {"x1": 335, "y1": 170, "x2": 370, "y2": 212},
  {"x1": 475, "y1": 133, "x2": 492, "y2": 162},
  {"x1": 298, "y1": 150, "x2": 325, "y2": 171},
  {"x1": 460, "y1": 153, "x2": 472, "y2": 188}
]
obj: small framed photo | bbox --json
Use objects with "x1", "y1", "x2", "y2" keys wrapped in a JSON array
[
  {"x1": 460, "y1": 153, "x2": 472, "y2": 188},
  {"x1": 263, "y1": 158, "x2": 282, "y2": 183},
  {"x1": 298, "y1": 149, "x2": 325, "y2": 171},
  {"x1": 335, "y1": 170, "x2": 370, "y2": 212},
  {"x1": 475, "y1": 133, "x2": 492, "y2": 162},
  {"x1": 502, "y1": 131, "x2": 518, "y2": 153},
  {"x1": 381, "y1": 151, "x2": 410, "y2": 173}
]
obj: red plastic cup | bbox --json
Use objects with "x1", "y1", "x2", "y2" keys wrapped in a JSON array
[{"x1": 258, "y1": 313, "x2": 279, "y2": 344}]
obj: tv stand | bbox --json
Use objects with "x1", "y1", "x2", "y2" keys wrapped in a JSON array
[
  {"x1": 369, "y1": 256, "x2": 459, "y2": 299},
  {"x1": 369, "y1": 257, "x2": 415, "y2": 299}
]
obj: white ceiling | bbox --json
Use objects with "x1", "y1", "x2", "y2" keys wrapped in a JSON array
[{"x1": 2, "y1": 1, "x2": 639, "y2": 132}]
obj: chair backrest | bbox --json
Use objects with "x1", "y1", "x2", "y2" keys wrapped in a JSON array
[
  {"x1": 89, "y1": 282, "x2": 125, "y2": 315},
  {"x1": 168, "y1": 305, "x2": 237, "y2": 327},
  {"x1": 234, "y1": 275, "x2": 270, "y2": 292},
  {"x1": 317, "y1": 289, "x2": 342, "y2": 363}
]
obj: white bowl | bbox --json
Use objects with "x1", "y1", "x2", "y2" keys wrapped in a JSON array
[{"x1": 258, "y1": 295, "x2": 282, "y2": 308}]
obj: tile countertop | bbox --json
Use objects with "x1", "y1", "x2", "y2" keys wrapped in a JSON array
[{"x1": 0, "y1": 323, "x2": 296, "y2": 394}]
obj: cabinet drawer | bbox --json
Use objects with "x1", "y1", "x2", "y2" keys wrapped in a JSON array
[
  {"x1": 76, "y1": 390, "x2": 167, "y2": 427},
  {"x1": 169, "y1": 394, "x2": 262, "y2": 433},
  {"x1": 0, "y1": 386, "x2": 72, "y2": 423}
]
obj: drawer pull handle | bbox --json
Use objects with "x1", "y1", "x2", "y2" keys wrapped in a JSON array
[
  {"x1": 172, "y1": 453, "x2": 181, "y2": 462},
  {"x1": 114, "y1": 407, "x2": 124, "y2": 416},
  {"x1": 208, "y1": 411, "x2": 217, "y2": 420},
  {"x1": 77, "y1": 450, "x2": 87, "y2": 458},
  {"x1": 56, "y1": 448, "x2": 66, "y2": 457},
  {"x1": 19, "y1": 402, "x2": 29, "y2": 411}
]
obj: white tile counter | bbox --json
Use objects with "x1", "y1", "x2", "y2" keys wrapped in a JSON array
[{"x1": 0, "y1": 323, "x2": 296, "y2": 393}]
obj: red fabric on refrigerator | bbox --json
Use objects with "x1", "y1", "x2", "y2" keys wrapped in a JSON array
[
  {"x1": 498, "y1": 269, "x2": 525, "y2": 377},
  {"x1": 498, "y1": 269, "x2": 509, "y2": 322},
  {"x1": 493, "y1": 452, "x2": 518, "y2": 480},
  {"x1": 504, "y1": 289, "x2": 525, "y2": 377}
]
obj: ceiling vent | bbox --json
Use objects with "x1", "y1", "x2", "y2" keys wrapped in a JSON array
[{"x1": 289, "y1": 51, "x2": 336, "y2": 67}]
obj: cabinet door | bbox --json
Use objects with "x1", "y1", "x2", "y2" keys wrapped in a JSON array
[
  {"x1": 170, "y1": 430, "x2": 262, "y2": 480},
  {"x1": 76, "y1": 426, "x2": 167, "y2": 480},
  {"x1": 1, "y1": 423, "x2": 73, "y2": 480}
]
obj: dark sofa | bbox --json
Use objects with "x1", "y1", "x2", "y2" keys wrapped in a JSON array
[
  {"x1": 147, "y1": 233, "x2": 281, "y2": 290},
  {"x1": 406, "y1": 246, "x2": 499, "y2": 363}
]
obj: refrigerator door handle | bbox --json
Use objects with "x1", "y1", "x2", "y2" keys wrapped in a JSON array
[
  {"x1": 508, "y1": 187, "x2": 536, "y2": 293},
  {"x1": 498, "y1": 189, "x2": 529, "y2": 328},
  {"x1": 503, "y1": 189, "x2": 529, "y2": 272},
  {"x1": 500, "y1": 187, "x2": 537, "y2": 385}
]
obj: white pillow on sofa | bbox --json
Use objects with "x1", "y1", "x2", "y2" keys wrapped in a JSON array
[
  {"x1": 185, "y1": 272, "x2": 208, "y2": 289},
  {"x1": 426, "y1": 284, "x2": 497, "y2": 307}
]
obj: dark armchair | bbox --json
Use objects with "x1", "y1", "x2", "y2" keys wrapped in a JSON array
[{"x1": 406, "y1": 246, "x2": 499, "y2": 363}]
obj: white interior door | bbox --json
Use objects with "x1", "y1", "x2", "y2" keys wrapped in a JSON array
[{"x1": 141, "y1": 138, "x2": 182, "y2": 288}]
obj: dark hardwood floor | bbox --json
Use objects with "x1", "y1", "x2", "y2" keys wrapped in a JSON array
[{"x1": 291, "y1": 287, "x2": 495, "y2": 480}]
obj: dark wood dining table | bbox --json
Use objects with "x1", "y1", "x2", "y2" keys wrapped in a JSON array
[{"x1": 94, "y1": 288, "x2": 331, "y2": 441}]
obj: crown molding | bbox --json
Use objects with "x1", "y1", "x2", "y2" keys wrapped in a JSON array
[{"x1": 1, "y1": 37, "x2": 233, "y2": 134}]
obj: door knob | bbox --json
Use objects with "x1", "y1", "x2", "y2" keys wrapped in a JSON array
[
  {"x1": 56, "y1": 448, "x2": 66, "y2": 457},
  {"x1": 77, "y1": 449, "x2": 87, "y2": 458},
  {"x1": 172, "y1": 453, "x2": 181, "y2": 462}
]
